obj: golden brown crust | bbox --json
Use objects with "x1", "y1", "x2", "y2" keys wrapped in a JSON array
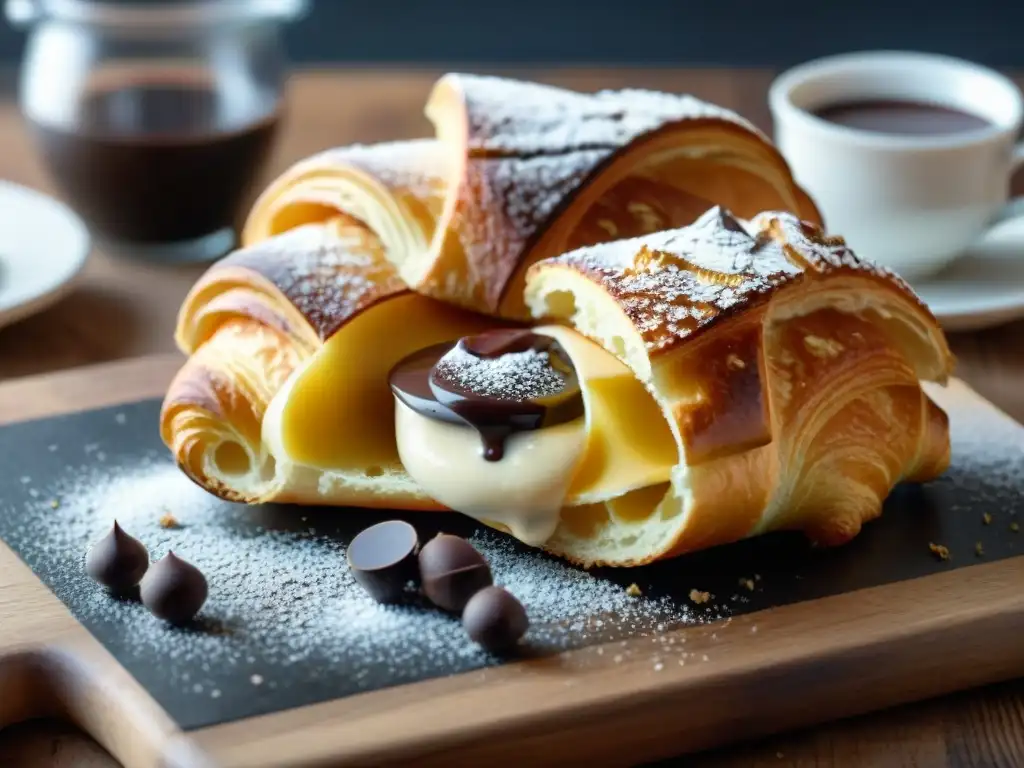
[
  {"x1": 238, "y1": 74, "x2": 825, "y2": 322},
  {"x1": 530, "y1": 207, "x2": 944, "y2": 361},
  {"x1": 241, "y1": 140, "x2": 447, "y2": 254},
  {"x1": 425, "y1": 74, "x2": 824, "y2": 316},
  {"x1": 178, "y1": 221, "x2": 409, "y2": 353},
  {"x1": 526, "y1": 208, "x2": 955, "y2": 566},
  {"x1": 161, "y1": 318, "x2": 306, "y2": 502}
]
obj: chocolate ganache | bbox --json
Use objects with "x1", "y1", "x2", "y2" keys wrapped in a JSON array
[{"x1": 389, "y1": 329, "x2": 584, "y2": 461}]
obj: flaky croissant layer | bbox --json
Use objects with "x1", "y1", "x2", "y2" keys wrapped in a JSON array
[
  {"x1": 161, "y1": 73, "x2": 953, "y2": 566},
  {"x1": 162, "y1": 208, "x2": 952, "y2": 566}
]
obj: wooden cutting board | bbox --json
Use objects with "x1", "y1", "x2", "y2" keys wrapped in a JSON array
[{"x1": 0, "y1": 356, "x2": 1022, "y2": 768}]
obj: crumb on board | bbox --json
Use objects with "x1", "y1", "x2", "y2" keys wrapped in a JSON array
[
  {"x1": 975, "y1": 541, "x2": 985, "y2": 557},
  {"x1": 159, "y1": 511, "x2": 181, "y2": 529},
  {"x1": 739, "y1": 577, "x2": 755, "y2": 591},
  {"x1": 689, "y1": 589, "x2": 711, "y2": 604},
  {"x1": 1011, "y1": 522, "x2": 1020, "y2": 533},
  {"x1": 625, "y1": 583, "x2": 642, "y2": 598},
  {"x1": 48, "y1": 499, "x2": 60, "y2": 509},
  {"x1": 983, "y1": 512, "x2": 993, "y2": 525},
  {"x1": 929, "y1": 542, "x2": 950, "y2": 561},
  {"x1": 250, "y1": 674, "x2": 264, "y2": 686}
]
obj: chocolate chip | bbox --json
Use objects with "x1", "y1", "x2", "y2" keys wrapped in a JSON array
[
  {"x1": 462, "y1": 586, "x2": 528, "y2": 653},
  {"x1": 140, "y1": 551, "x2": 208, "y2": 625},
  {"x1": 418, "y1": 534, "x2": 492, "y2": 612},
  {"x1": 85, "y1": 521, "x2": 149, "y2": 592},
  {"x1": 347, "y1": 520, "x2": 420, "y2": 603}
]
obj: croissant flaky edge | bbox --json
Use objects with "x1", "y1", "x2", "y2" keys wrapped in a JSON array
[
  {"x1": 159, "y1": 73, "x2": 955, "y2": 566},
  {"x1": 523, "y1": 207, "x2": 953, "y2": 565}
]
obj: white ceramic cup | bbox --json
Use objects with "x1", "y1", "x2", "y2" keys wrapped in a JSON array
[{"x1": 769, "y1": 51, "x2": 1024, "y2": 280}]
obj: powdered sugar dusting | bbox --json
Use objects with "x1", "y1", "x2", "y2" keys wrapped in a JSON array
[
  {"x1": 434, "y1": 344, "x2": 566, "y2": 401},
  {"x1": 450, "y1": 74, "x2": 764, "y2": 157},
  {"x1": 538, "y1": 207, "x2": 918, "y2": 353},
  {"x1": 3, "y1": 389, "x2": 1023, "y2": 727},
  {"x1": 216, "y1": 222, "x2": 407, "y2": 341},
  {"x1": 7, "y1": 453, "x2": 696, "y2": 709},
  {"x1": 442, "y1": 74, "x2": 769, "y2": 313}
]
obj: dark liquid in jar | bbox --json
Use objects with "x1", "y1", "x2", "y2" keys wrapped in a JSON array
[
  {"x1": 812, "y1": 99, "x2": 992, "y2": 137},
  {"x1": 30, "y1": 78, "x2": 280, "y2": 243}
]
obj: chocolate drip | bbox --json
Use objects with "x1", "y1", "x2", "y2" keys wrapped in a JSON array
[{"x1": 389, "y1": 330, "x2": 584, "y2": 461}]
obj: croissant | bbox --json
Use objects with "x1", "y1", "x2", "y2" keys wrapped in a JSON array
[
  {"x1": 243, "y1": 73, "x2": 822, "y2": 319},
  {"x1": 516, "y1": 207, "x2": 953, "y2": 564},
  {"x1": 161, "y1": 219, "x2": 497, "y2": 507},
  {"x1": 161, "y1": 74, "x2": 954, "y2": 566}
]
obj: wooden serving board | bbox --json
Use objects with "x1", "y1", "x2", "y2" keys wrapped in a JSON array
[{"x1": 0, "y1": 356, "x2": 1022, "y2": 768}]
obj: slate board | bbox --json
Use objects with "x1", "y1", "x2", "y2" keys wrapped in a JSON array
[{"x1": 0, "y1": 397, "x2": 1021, "y2": 732}]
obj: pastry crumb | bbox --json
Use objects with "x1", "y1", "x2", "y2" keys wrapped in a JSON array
[
  {"x1": 975, "y1": 541, "x2": 985, "y2": 557},
  {"x1": 159, "y1": 511, "x2": 181, "y2": 529},
  {"x1": 48, "y1": 499, "x2": 60, "y2": 509},
  {"x1": 726, "y1": 353, "x2": 746, "y2": 370},
  {"x1": 1011, "y1": 522, "x2": 1020, "y2": 533},
  {"x1": 689, "y1": 589, "x2": 711, "y2": 604},
  {"x1": 803, "y1": 334, "x2": 844, "y2": 359},
  {"x1": 250, "y1": 674, "x2": 263, "y2": 686},
  {"x1": 929, "y1": 542, "x2": 950, "y2": 561},
  {"x1": 625, "y1": 583, "x2": 642, "y2": 597},
  {"x1": 739, "y1": 577, "x2": 755, "y2": 591},
  {"x1": 983, "y1": 512, "x2": 993, "y2": 525}
]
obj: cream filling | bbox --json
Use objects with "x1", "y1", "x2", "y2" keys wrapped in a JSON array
[
  {"x1": 259, "y1": 316, "x2": 676, "y2": 545},
  {"x1": 394, "y1": 401, "x2": 586, "y2": 546},
  {"x1": 391, "y1": 325, "x2": 678, "y2": 547}
]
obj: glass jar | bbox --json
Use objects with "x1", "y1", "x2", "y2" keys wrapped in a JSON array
[{"x1": 5, "y1": 0, "x2": 308, "y2": 261}]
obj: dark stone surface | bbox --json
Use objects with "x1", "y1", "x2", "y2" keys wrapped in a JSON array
[{"x1": 0, "y1": 398, "x2": 1020, "y2": 730}]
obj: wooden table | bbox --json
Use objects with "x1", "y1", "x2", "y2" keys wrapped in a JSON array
[{"x1": 1, "y1": 68, "x2": 1023, "y2": 767}]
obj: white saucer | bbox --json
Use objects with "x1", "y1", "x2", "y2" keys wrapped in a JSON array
[
  {"x1": 912, "y1": 213, "x2": 1024, "y2": 333},
  {"x1": 0, "y1": 181, "x2": 90, "y2": 332}
]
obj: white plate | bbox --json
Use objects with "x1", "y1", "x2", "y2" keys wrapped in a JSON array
[
  {"x1": 913, "y1": 212, "x2": 1024, "y2": 332},
  {"x1": 0, "y1": 181, "x2": 90, "y2": 331}
]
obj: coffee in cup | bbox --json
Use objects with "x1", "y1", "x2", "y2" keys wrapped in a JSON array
[{"x1": 769, "y1": 51, "x2": 1024, "y2": 280}]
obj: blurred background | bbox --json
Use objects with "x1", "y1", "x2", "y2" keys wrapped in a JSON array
[{"x1": 1, "y1": 0, "x2": 1023, "y2": 68}]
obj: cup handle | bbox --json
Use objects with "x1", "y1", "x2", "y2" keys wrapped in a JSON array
[{"x1": 988, "y1": 141, "x2": 1024, "y2": 227}]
